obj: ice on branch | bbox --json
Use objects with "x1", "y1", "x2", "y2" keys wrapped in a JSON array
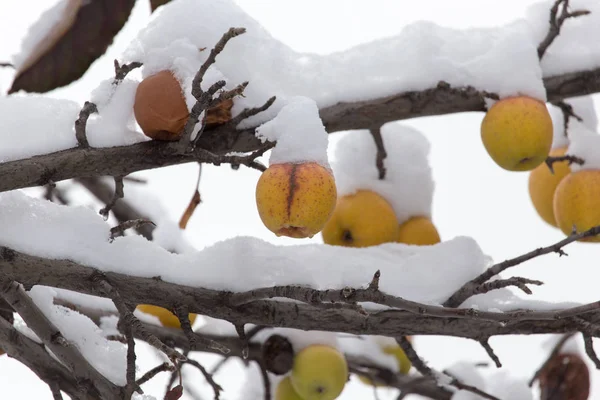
[
  {"x1": 332, "y1": 124, "x2": 434, "y2": 225},
  {"x1": 0, "y1": 95, "x2": 80, "y2": 162},
  {"x1": 122, "y1": 0, "x2": 557, "y2": 127},
  {"x1": 255, "y1": 96, "x2": 330, "y2": 168}
]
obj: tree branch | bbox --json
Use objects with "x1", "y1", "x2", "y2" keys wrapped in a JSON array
[
  {"x1": 537, "y1": 0, "x2": 591, "y2": 59},
  {"x1": 0, "y1": 275, "x2": 122, "y2": 399},
  {"x1": 444, "y1": 225, "x2": 600, "y2": 307}
]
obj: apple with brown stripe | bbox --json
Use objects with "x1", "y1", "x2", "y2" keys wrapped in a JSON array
[{"x1": 255, "y1": 162, "x2": 337, "y2": 238}]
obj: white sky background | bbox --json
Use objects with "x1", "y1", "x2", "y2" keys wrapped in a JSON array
[{"x1": 0, "y1": 0, "x2": 599, "y2": 399}]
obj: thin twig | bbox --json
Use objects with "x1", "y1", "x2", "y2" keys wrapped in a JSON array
[
  {"x1": 110, "y1": 219, "x2": 155, "y2": 239},
  {"x1": 229, "y1": 96, "x2": 277, "y2": 127},
  {"x1": 185, "y1": 358, "x2": 223, "y2": 399},
  {"x1": 537, "y1": 0, "x2": 591, "y2": 59},
  {"x1": 444, "y1": 225, "x2": 600, "y2": 307},
  {"x1": 114, "y1": 60, "x2": 143, "y2": 85},
  {"x1": 582, "y1": 334, "x2": 600, "y2": 369},
  {"x1": 257, "y1": 362, "x2": 272, "y2": 400},
  {"x1": 74, "y1": 101, "x2": 97, "y2": 148},
  {"x1": 545, "y1": 154, "x2": 585, "y2": 174},
  {"x1": 479, "y1": 339, "x2": 501, "y2": 368},
  {"x1": 124, "y1": 322, "x2": 139, "y2": 397},
  {"x1": 92, "y1": 274, "x2": 186, "y2": 362},
  {"x1": 396, "y1": 336, "x2": 433, "y2": 377},
  {"x1": 369, "y1": 127, "x2": 387, "y2": 180},
  {"x1": 179, "y1": 164, "x2": 202, "y2": 230},
  {"x1": 136, "y1": 362, "x2": 175, "y2": 387},
  {"x1": 529, "y1": 333, "x2": 575, "y2": 386},
  {"x1": 472, "y1": 277, "x2": 544, "y2": 296},
  {"x1": 99, "y1": 176, "x2": 124, "y2": 220},
  {"x1": 551, "y1": 100, "x2": 584, "y2": 138}
]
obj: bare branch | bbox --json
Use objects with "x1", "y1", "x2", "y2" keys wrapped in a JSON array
[
  {"x1": 369, "y1": 127, "x2": 387, "y2": 180},
  {"x1": 74, "y1": 101, "x2": 97, "y2": 148},
  {"x1": 545, "y1": 154, "x2": 585, "y2": 174},
  {"x1": 444, "y1": 225, "x2": 600, "y2": 307},
  {"x1": 229, "y1": 96, "x2": 277, "y2": 127},
  {"x1": 396, "y1": 336, "x2": 433, "y2": 377},
  {"x1": 49, "y1": 382, "x2": 64, "y2": 400},
  {"x1": 99, "y1": 176, "x2": 124, "y2": 220},
  {"x1": 110, "y1": 219, "x2": 156, "y2": 239},
  {"x1": 473, "y1": 277, "x2": 544, "y2": 297},
  {"x1": 184, "y1": 358, "x2": 223, "y2": 399},
  {"x1": 124, "y1": 322, "x2": 139, "y2": 398},
  {"x1": 479, "y1": 339, "x2": 502, "y2": 368},
  {"x1": 136, "y1": 362, "x2": 175, "y2": 387},
  {"x1": 583, "y1": 334, "x2": 600, "y2": 369},
  {"x1": 77, "y1": 177, "x2": 155, "y2": 240},
  {"x1": 551, "y1": 100, "x2": 584, "y2": 137},
  {"x1": 114, "y1": 60, "x2": 143, "y2": 85},
  {"x1": 538, "y1": 0, "x2": 591, "y2": 59},
  {"x1": 0, "y1": 275, "x2": 121, "y2": 399}
]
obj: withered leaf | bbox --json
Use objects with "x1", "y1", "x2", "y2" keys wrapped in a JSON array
[
  {"x1": 9, "y1": 0, "x2": 135, "y2": 94},
  {"x1": 539, "y1": 353, "x2": 590, "y2": 400},
  {"x1": 150, "y1": 0, "x2": 173, "y2": 11},
  {"x1": 164, "y1": 384, "x2": 183, "y2": 400},
  {"x1": 205, "y1": 98, "x2": 234, "y2": 129}
]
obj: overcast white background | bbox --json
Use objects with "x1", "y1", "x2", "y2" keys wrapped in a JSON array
[{"x1": 0, "y1": 0, "x2": 599, "y2": 399}]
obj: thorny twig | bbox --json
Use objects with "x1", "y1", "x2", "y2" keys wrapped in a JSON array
[
  {"x1": 444, "y1": 224, "x2": 600, "y2": 307},
  {"x1": 529, "y1": 333, "x2": 575, "y2": 386},
  {"x1": 538, "y1": 0, "x2": 591, "y2": 59},
  {"x1": 74, "y1": 101, "x2": 98, "y2": 148},
  {"x1": 99, "y1": 176, "x2": 124, "y2": 220}
]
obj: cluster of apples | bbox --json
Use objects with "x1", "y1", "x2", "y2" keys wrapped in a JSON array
[{"x1": 480, "y1": 94, "x2": 600, "y2": 241}]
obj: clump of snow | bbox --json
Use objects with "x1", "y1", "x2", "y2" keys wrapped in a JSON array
[
  {"x1": 0, "y1": 190, "x2": 488, "y2": 305},
  {"x1": 566, "y1": 122, "x2": 600, "y2": 172},
  {"x1": 548, "y1": 95, "x2": 598, "y2": 149},
  {"x1": 152, "y1": 221, "x2": 198, "y2": 254},
  {"x1": 526, "y1": 0, "x2": 600, "y2": 77},
  {"x1": 255, "y1": 96, "x2": 330, "y2": 168},
  {"x1": 28, "y1": 286, "x2": 126, "y2": 386},
  {"x1": 0, "y1": 95, "x2": 80, "y2": 162},
  {"x1": 12, "y1": 315, "x2": 42, "y2": 344},
  {"x1": 87, "y1": 79, "x2": 148, "y2": 147},
  {"x1": 11, "y1": 0, "x2": 77, "y2": 70},
  {"x1": 332, "y1": 123, "x2": 434, "y2": 224},
  {"x1": 122, "y1": 0, "x2": 549, "y2": 128}
]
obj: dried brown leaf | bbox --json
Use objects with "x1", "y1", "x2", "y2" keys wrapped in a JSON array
[
  {"x1": 178, "y1": 191, "x2": 201, "y2": 230},
  {"x1": 9, "y1": 0, "x2": 135, "y2": 94},
  {"x1": 164, "y1": 384, "x2": 184, "y2": 400},
  {"x1": 539, "y1": 353, "x2": 590, "y2": 400},
  {"x1": 205, "y1": 99, "x2": 234, "y2": 129}
]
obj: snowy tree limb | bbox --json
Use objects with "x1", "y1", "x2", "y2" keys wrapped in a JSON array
[
  {"x1": 3, "y1": 245, "x2": 600, "y2": 342},
  {"x1": 444, "y1": 224, "x2": 600, "y2": 307},
  {"x1": 0, "y1": 66, "x2": 596, "y2": 194},
  {"x1": 0, "y1": 275, "x2": 122, "y2": 399}
]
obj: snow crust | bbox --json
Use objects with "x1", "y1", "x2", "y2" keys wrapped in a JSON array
[
  {"x1": 255, "y1": 96, "x2": 330, "y2": 168},
  {"x1": 28, "y1": 286, "x2": 126, "y2": 386},
  {"x1": 122, "y1": 0, "x2": 551, "y2": 128},
  {"x1": 0, "y1": 95, "x2": 80, "y2": 162},
  {"x1": 332, "y1": 124, "x2": 434, "y2": 224}
]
